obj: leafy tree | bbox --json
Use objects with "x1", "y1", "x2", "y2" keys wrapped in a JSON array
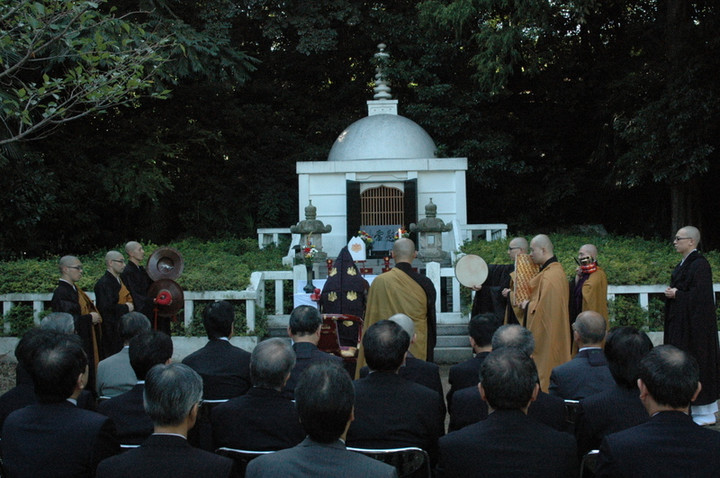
[{"x1": 0, "y1": 0, "x2": 172, "y2": 147}]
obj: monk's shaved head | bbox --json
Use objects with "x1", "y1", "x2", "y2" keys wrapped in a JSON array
[
  {"x1": 681, "y1": 226, "x2": 700, "y2": 244},
  {"x1": 392, "y1": 238, "x2": 416, "y2": 263},
  {"x1": 509, "y1": 237, "x2": 528, "y2": 251},
  {"x1": 529, "y1": 234, "x2": 554, "y2": 264},
  {"x1": 579, "y1": 244, "x2": 598, "y2": 260},
  {"x1": 125, "y1": 241, "x2": 141, "y2": 254},
  {"x1": 105, "y1": 250, "x2": 123, "y2": 265}
]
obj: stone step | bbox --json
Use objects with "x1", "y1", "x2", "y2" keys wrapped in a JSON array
[
  {"x1": 437, "y1": 324, "x2": 468, "y2": 336},
  {"x1": 433, "y1": 346, "x2": 472, "y2": 365},
  {"x1": 435, "y1": 335, "x2": 470, "y2": 348}
]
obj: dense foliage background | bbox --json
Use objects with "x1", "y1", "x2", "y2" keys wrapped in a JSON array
[{"x1": 1, "y1": 1, "x2": 719, "y2": 258}]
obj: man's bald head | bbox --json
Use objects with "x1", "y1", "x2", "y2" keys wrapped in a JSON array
[
  {"x1": 59, "y1": 255, "x2": 79, "y2": 271},
  {"x1": 389, "y1": 313, "x2": 415, "y2": 342},
  {"x1": 105, "y1": 250, "x2": 123, "y2": 264},
  {"x1": 508, "y1": 237, "x2": 528, "y2": 260},
  {"x1": 573, "y1": 311, "x2": 607, "y2": 346},
  {"x1": 125, "y1": 241, "x2": 140, "y2": 254},
  {"x1": 681, "y1": 226, "x2": 700, "y2": 244},
  {"x1": 392, "y1": 238, "x2": 416, "y2": 263},
  {"x1": 529, "y1": 234, "x2": 554, "y2": 265},
  {"x1": 578, "y1": 244, "x2": 598, "y2": 261}
]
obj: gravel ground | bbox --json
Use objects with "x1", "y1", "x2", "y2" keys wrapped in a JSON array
[{"x1": 0, "y1": 354, "x2": 16, "y2": 395}]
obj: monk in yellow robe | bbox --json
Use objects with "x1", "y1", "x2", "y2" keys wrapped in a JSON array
[
  {"x1": 356, "y1": 238, "x2": 436, "y2": 376},
  {"x1": 522, "y1": 234, "x2": 571, "y2": 391},
  {"x1": 570, "y1": 243, "x2": 609, "y2": 324}
]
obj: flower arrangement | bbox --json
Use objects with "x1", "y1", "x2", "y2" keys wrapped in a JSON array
[
  {"x1": 303, "y1": 245, "x2": 318, "y2": 266},
  {"x1": 358, "y1": 230, "x2": 374, "y2": 245},
  {"x1": 393, "y1": 228, "x2": 410, "y2": 241}
]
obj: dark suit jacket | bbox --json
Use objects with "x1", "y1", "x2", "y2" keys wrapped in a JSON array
[
  {"x1": 446, "y1": 351, "x2": 490, "y2": 408},
  {"x1": 245, "y1": 437, "x2": 397, "y2": 478},
  {"x1": 211, "y1": 386, "x2": 304, "y2": 450},
  {"x1": 0, "y1": 383, "x2": 95, "y2": 437},
  {"x1": 437, "y1": 409, "x2": 577, "y2": 478},
  {"x1": 449, "y1": 386, "x2": 566, "y2": 432},
  {"x1": 596, "y1": 411, "x2": 720, "y2": 478},
  {"x1": 1, "y1": 401, "x2": 119, "y2": 478},
  {"x1": 575, "y1": 384, "x2": 649, "y2": 456},
  {"x1": 359, "y1": 354, "x2": 445, "y2": 398},
  {"x1": 549, "y1": 348, "x2": 614, "y2": 400},
  {"x1": 96, "y1": 434, "x2": 235, "y2": 478},
  {"x1": 97, "y1": 383, "x2": 152, "y2": 445},
  {"x1": 347, "y1": 372, "x2": 445, "y2": 463},
  {"x1": 182, "y1": 339, "x2": 252, "y2": 400},
  {"x1": 284, "y1": 341, "x2": 343, "y2": 398},
  {"x1": 95, "y1": 271, "x2": 132, "y2": 357}
]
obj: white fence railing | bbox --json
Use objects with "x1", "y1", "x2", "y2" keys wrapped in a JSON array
[{"x1": 3, "y1": 264, "x2": 719, "y2": 335}]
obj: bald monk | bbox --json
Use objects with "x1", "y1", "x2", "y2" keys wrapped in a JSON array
[
  {"x1": 470, "y1": 236, "x2": 528, "y2": 325},
  {"x1": 570, "y1": 243, "x2": 609, "y2": 325},
  {"x1": 521, "y1": 234, "x2": 571, "y2": 391},
  {"x1": 357, "y1": 238, "x2": 437, "y2": 375},
  {"x1": 95, "y1": 250, "x2": 134, "y2": 359}
]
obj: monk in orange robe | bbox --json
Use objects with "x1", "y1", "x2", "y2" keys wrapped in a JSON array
[{"x1": 522, "y1": 234, "x2": 571, "y2": 391}]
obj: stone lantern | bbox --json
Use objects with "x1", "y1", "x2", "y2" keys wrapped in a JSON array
[
  {"x1": 410, "y1": 198, "x2": 452, "y2": 263},
  {"x1": 290, "y1": 200, "x2": 332, "y2": 263}
]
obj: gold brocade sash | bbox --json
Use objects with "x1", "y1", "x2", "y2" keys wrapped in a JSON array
[
  {"x1": 77, "y1": 288, "x2": 101, "y2": 370},
  {"x1": 118, "y1": 282, "x2": 133, "y2": 305}
]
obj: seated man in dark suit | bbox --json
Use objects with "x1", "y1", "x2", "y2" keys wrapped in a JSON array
[
  {"x1": 1, "y1": 331, "x2": 119, "y2": 478},
  {"x1": 449, "y1": 324, "x2": 566, "y2": 432},
  {"x1": 182, "y1": 300, "x2": 252, "y2": 399},
  {"x1": 96, "y1": 312, "x2": 151, "y2": 398},
  {"x1": 596, "y1": 345, "x2": 720, "y2": 477},
  {"x1": 347, "y1": 320, "x2": 445, "y2": 462},
  {"x1": 358, "y1": 313, "x2": 444, "y2": 397},
  {"x1": 446, "y1": 313, "x2": 497, "y2": 408},
  {"x1": 284, "y1": 305, "x2": 343, "y2": 398},
  {"x1": 97, "y1": 363, "x2": 236, "y2": 478},
  {"x1": 549, "y1": 310, "x2": 614, "y2": 399},
  {"x1": 575, "y1": 326, "x2": 653, "y2": 456},
  {"x1": 0, "y1": 326, "x2": 97, "y2": 435},
  {"x1": 98, "y1": 331, "x2": 173, "y2": 445},
  {"x1": 246, "y1": 361, "x2": 397, "y2": 478},
  {"x1": 212, "y1": 338, "x2": 304, "y2": 450},
  {"x1": 437, "y1": 348, "x2": 577, "y2": 478}
]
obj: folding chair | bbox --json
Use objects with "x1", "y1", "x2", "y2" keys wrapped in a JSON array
[
  {"x1": 215, "y1": 447, "x2": 276, "y2": 477},
  {"x1": 580, "y1": 449, "x2": 600, "y2": 478},
  {"x1": 347, "y1": 446, "x2": 431, "y2": 478},
  {"x1": 564, "y1": 399, "x2": 581, "y2": 427}
]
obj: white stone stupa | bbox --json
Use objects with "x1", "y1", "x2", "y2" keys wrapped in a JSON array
[{"x1": 295, "y1": 44, "x2": 468, "y2": 259}]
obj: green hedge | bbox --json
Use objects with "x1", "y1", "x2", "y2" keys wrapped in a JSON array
[
  {"x1": 0, "y1": 238, "x2": 288, "y2": 294},
  {"x1": 460, "y1": 234, "x2": 720, "y2": 284}
]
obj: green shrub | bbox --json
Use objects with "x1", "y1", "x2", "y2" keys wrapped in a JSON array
[
  {"x1": 171, "y1": 300, "x2": 268, "y2": 338},
  {"x1": 461, "y1": 233, "x2": 720, "y2": 284},
  {"x1": 608, "y1": 295, "x2": 666, "y2": 332},
  {"x1": 3, "y1": 304, "x2": 36, "y2": 337}
]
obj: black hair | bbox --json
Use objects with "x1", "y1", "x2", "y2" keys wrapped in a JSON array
[
  {"x1": 479, "y1": 348, "x2": 537, "y2": 410},
  {"x1": 295, "y1": 361, "x2": 354, "y2": 443},
  {"x1": 288, "y1": 305, "x2": 322, "y2": 336},
  {"x1": 129, "y1": 331, "x2": 173, "y2": 380},
  {"x1": 30, "y1": 332, "x2": 87, "y2": 403},
  {"x1": 604, "y1": 326, "x2": 653, "y2": 389},
  {"x1": 469, "y1": 313, "x2": 500, "y2": 347},
  {"x1": 203, "y1": 301, "x2": 234, "y2": 339},
  {"x1": 363, "y1": 320, "x2": 410, "y2": 372},
  {"x1": 638, "y1": 345, "x2": 699, "y2": 408}
]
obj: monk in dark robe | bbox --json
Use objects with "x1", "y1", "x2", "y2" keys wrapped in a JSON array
[
  {"x1": 664, "y1": 226, "x2": 720, "y2": 425},
  {"x1": 50, "y1": 255, "x2": 102, "y2": 389},
  {"x1": 95, "y1": 250, "x2": 134, "y2": 359},
  {"x1": 470, "y1": 237, "x2": 528, "y2": 325},
  {"x1": 356, "y1": 238, "x2": 436, "y2": 375},
  {"x1": 120, "y1": 241, "x2": 159, "y2": 330},
  {"x1": 319, "y1": 246, "x2": 369, "y2": 348}
]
